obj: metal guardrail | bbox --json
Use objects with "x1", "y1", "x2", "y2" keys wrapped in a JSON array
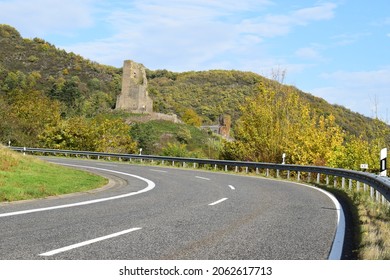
[{"x1": 10, "y1": 146, "x2": 390, "y2": 204}]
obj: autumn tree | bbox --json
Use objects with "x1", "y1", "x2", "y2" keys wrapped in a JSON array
[
  {"x1": 39, "y1": 116, "x2": 137, "y2": 153},
  {"x1": 221, "y1": 84, "x2": 346, "y2": 166},
  {"x1": 181, "y1": 108, "x2": 202, "y2": 127}
]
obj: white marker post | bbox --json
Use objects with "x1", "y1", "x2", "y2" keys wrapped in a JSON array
[{"x1": 380, "y1": 148, "x2": 387, "y2": 176}]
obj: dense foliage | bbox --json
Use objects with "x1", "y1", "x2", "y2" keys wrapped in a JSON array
[{"x1": 221, "y1": 84, "x2": 389, "y2": 172}]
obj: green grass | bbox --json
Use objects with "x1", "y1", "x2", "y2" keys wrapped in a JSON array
[{"x1": 0, "y1": 146, "x2": 107, "y2": 202}]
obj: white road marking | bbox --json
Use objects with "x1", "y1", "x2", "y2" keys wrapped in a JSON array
[
  {"x1": 195, "y1": 176, "x2": 210, "y2": 181},
  {"x1": 96, "y1": 163, "x2": 118, "y2": 167},
  {"x1": 228, "y1": 185, "x2": 236, "y2": 190},
  {"x1": 208, "y1": 198, "x2": 228, "y2": 206},
  {"x1": 0, "y1": 164, "x2": 156, "y2": 218},
  {"x1": 293, "y1": 182, "x2": 345, "y2": 260},
  {"x1": 149, "y1": 169, "x2": 168, "y2": 173},
  {"x1": 39, "y1": 227, "x2": 142, "y2": 257}
]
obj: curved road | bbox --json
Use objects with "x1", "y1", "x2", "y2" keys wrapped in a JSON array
[{"x1": 0, "y1": 158, "x2": 343, "y2": 260}]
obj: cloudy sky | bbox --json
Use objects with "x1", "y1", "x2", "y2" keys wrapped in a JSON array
[{"x1": 1, "y1": 0, "x2": 389, "y2": 121}]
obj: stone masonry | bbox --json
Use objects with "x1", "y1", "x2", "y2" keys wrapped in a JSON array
[{"x1": 116, "y1": 60, "x2": 153, "y2": 113}]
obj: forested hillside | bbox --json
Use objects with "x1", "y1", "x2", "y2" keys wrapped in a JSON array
[
  {"x1": 1, "y1": 24, "x2": 389, "y2": 170},
  {"x1": 147, "y1": 69, "x2": 383, "y2": 141}
]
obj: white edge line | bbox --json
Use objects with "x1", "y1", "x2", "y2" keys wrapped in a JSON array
[
  {"x1": 208, "y1": 197, "x2": 228, "y2": 206},
  {"x1": 0, "y1": 164, "x2": 155, "y2": 218},
  {"x1": 228, "y1": 185, "x2": 236, "y2": 190},
  {"x1": 149, "y1": 169, "x2": 168, "y2": 173},
  {"x1": 195, "y1": 176, "x2": 211, "y2": 180},
  {"x1": 39, "y1": 227, "x2": 142, "y2": 257},
  {"x1": 293, "y1": 182, "x2": 345, "y2": 260}
]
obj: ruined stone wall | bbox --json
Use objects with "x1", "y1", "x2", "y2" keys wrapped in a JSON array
[{"x1": 116, "y1": 60, "x2": 153, "y2": 113}]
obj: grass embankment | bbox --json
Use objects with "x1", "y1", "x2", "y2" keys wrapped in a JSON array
[
  {"x1": 320, "y1": 184, "x2": 390, "y2": 260},
  {"x1": 354, "y1": 193, "x2": 390, "y2": 259},
  {"x1": 0, "y1": 146, "x2": 107, "y2": 202}
]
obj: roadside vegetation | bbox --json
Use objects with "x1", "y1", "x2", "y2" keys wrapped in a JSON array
[
  {"x1": 0, "y1": 145, "x2": 107, "y2": 202},
  {"x1": 353, "y1": 192, "x2": 390, "y2": 259}
]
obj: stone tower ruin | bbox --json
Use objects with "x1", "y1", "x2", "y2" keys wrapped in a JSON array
[{"x1": 116, "y1": 60, "x2": 153, "y2": 113}]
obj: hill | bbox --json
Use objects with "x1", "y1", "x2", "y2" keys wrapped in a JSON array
[
  {"x1": 146, "y1": 69, "x2": 384, "y2": 141},
  {"x1": 0, "y1": 24, "x2": 389, "y2": 154}
]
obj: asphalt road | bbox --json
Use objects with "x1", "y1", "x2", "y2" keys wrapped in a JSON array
[{"x1": 0, "y1": 157, "x2": 343, "y2": 260}]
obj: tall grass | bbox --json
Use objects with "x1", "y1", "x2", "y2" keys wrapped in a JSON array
[{"x1": 353, "y1": 193, "x2": 390, "y2": 259}]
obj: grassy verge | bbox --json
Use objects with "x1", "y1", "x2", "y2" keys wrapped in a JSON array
[
  {"x1": 353, "y1": 192, "x2": 390, "y2": 259},
  {"x1": 312, "y1": 183, "x2": 390, "y2": 260},
  {"x1": 0, "y1": 146, "x2": 107, "y2": 202}
]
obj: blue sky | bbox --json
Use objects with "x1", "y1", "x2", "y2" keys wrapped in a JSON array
[{"x1": 1, "y1": 0, "x2": 389, "y2": 121}]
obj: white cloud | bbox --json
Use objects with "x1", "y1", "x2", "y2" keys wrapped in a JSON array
[
  {"x1": 60, "y1": 1, "x2": 338, "y2": 70},
  {"x1": 295, "y1": 47, "x2": 323, "y2": 60},
  {"x1": 311, "y1": 67, "x2": 390, "y2": 118},
  {"x1": 321, "y1": 67, "x2": 390, "y2": 87},
  {"x1": 239, "y1": 2, "x2": 337, "y2": 38},
  {"x1": 332, "y1": 32, "x2": 371, "y2": 46},
  {"x1": 0, "y1": 0, "x2": 95, "y2": 37}
]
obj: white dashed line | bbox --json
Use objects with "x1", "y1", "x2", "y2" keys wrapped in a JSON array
[
  {"x1": 195, "y1": 176, "x2": 210, "y2": 180},
  {"x1": 228, "y1": 185, "x2": 236, "y2": 190},
  {"x1": 149, "y1": 169, "x2": 168, "y2": 173},
  {"x1": 96, "y1": 163, "x2": 118, "y2": 167},
  {"x1": 39, "y1": 227, "x2": 142, "y2": 256},
  {"x1": 208, "y1": 198, "x2": 228, "y2": 206}
]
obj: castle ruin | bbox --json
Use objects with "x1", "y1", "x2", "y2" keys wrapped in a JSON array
[{"x1": 116, "y1": 60, "x2": 153, "y2": 113}]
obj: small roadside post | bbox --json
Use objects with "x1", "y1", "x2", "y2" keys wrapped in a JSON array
[
  {"x1": 360, "y1": 163, "x2": 368, "y2": 172},
  {"x1": 380, "y1": 148, "x2": 387, "y2": 176}
]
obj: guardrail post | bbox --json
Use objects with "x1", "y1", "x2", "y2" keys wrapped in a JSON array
[
  {"x1": 245, "y1": 167, "x2": 248, "y2": 174},
  {"x1": 235, "y1": 166, "x2": 238, "y2": 173},
  {"x1": 307, "y1": 172, "x2": 311, "y2": 183},
  {"x1": 349, "y1": 179, "x2": 352, "y2": 190},
  {"x1": 316, "y1": 173, "x2": 320, "y2": 184},
  {"x1": 287, "y1": 170, "x2": 290, "y2": 180},
  {"x1": 326, "y1": 176, "x2": 329, "y2": 185},
  {"x1": 363, "y1": 183, "x2": 367, "y2": 192},
  {"x1": 215, "y1": 164, "x2": 217, "y2": 170},
  {"x1": 334, "y1": 176, "x2": 337, "y2": 188},
  {"x1": 225, "y1": 165, "x2": 228, "y2": 172},
  {"x1": 172, "y1": 161, "x2": 175, "y2": 166},
  {"x1": 266, "y1": 169, "x2": 269, "y2": 177},
  {"x1": 370, "y1": 186, "x2": 374, "y2": 199},
  {"x1": 297, "y1": 171, "x2": 300, "y2": 182},
  {"x1": 342, "y1": 177, "x2": 345, "y2": 189},
  {"x1": 357, "y1": 181, "x2": 360, "y2": 192},
  {"x1": 276, "y1": 169, "x2": 279, "y2": 178},
  {"x1": 256, "y1": 167, "x2": 259, "y2": 174},
  {"x1": 193, "y1": 162, "x2": 197, "y2": 169}
]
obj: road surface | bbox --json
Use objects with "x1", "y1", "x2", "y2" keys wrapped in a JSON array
[{"x1": 0, "y1": 158, "x2": 343, "y2": 260}]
